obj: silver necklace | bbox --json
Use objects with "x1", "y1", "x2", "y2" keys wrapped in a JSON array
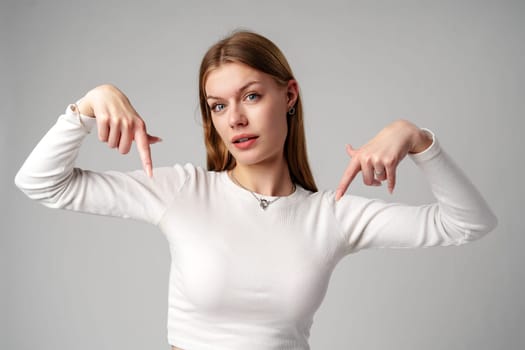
[{"x1": 229, "y1": 170, "x2": 296, "y2": 210}]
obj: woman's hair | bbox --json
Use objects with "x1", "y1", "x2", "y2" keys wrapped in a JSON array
[{"x1": 198, "y1": 30, "x2": 318, "y2": 192}]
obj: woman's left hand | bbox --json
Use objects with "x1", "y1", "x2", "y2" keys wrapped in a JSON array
[{"x1": 335, "y1": 119, "x2": 433, "y2": 200}]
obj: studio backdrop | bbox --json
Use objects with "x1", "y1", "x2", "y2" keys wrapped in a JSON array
[{"x1": 3, "y1": 1, "x2": 523, "y2": 349}]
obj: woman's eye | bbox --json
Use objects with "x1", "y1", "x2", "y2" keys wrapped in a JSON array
[
  {"x1": 245, "y1": 93, "x2": 259, "y2": 102},
  {"x1": 211, "y1": 104, "x2": 225, "y2": 113}
]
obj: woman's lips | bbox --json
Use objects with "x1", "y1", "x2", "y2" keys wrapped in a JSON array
[
  {"x1": 233, "y1": 136, "x2": 257, "y2": 143},
  {"x1": 231, "y1": 134, "x2": 258, "y2": 143},
  {"x1": 232, "y1": 136, "x2": 258, "y2": 150}
]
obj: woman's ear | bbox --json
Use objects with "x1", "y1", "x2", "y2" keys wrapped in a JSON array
[{"x1": 287, "y1": 79, "x2": 299, "y2": 108}]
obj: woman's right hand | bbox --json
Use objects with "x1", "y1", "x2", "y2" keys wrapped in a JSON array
[{"x1": 77, "y1": 84, "x2": 161, "y2": 177}]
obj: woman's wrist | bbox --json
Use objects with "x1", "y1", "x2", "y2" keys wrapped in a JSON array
[
  {"x1": 409, "y1": 128, "x2": 433, "y2": 154},
  {"x1": 77, "y1": 96, "x2": 95, "y2": 118}
]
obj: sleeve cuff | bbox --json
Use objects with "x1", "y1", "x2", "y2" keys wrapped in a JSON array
[
  {"x1": 65, "y1": 98, "x2": 97, "y2": 133},
  {"x1": 408, "y1": 128, "x2": 442, "y2": 164}
]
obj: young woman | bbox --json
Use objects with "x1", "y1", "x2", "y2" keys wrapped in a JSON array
[{"x1": 15, "y1": 31, "x2": 497, "y2": 350}]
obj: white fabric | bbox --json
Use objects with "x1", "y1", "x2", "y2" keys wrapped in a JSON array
[{"x1": 14, "y1": 103, "x2": 497, "y2": 350}]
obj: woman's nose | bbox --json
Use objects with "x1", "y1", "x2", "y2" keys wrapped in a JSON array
[{"x1": 228, "y1": 104, "x2": 248, "y2": 128}]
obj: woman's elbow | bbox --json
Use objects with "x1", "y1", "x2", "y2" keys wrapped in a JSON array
[
  {"x1": 14, "y1": 169, "x2": 31, "y2": 196},
  {"x1": 14, "y1": 170, "x2": 67, "y2": 208},
  {"x1": 464, "y1": 211, "x2": 498, "y2": 242}
]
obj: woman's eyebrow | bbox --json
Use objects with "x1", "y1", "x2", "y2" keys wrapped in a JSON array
[{"x1": 206, "y1": 81, "x2": 261, "y2": 100}]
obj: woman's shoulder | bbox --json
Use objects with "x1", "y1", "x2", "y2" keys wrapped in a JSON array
[
  {"x1": 155, "y1": 162, "x2": 208, "y2": 174},
  {"x1": 296, "y1": 187, "x2": 340, "y2": 206},
  {"x1": 169, "y1": 163, "x2": 227, "y2": 178},
  {"x1": 298, "y1": 187, "x2": 375, "y2": 210},
  {"x1": 153, "y1": 162, "x2": 225, "y2": 187}
]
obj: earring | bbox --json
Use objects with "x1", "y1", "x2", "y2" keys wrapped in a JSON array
[{"x1": 287, "y1": 106, "x2": 296, "y2": 116}]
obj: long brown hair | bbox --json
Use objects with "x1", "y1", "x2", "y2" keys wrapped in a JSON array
[{"x1": 198, "y1": 30, "x2": 318, "y2": 192}]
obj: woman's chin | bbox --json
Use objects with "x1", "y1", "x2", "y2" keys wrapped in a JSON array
[{"x1": 232, "y1": 154, "x2": 284, "y2": 169}]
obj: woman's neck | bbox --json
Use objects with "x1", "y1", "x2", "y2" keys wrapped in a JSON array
[{"x1": 230, "y1": 160, "x2": 294, "y2": 197}]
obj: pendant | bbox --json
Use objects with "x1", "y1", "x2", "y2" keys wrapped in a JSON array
[{"x1": 259, "y1": 199, "x2": 269, "y2": 210}]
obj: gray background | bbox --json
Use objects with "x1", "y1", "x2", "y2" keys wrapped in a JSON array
[{"x1": 2, "y1": 0, "x2": 524, "y2": 349}]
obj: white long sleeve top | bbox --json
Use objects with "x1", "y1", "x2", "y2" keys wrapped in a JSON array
[{"x1": 14, "y1": 103, "x2": 497, "y2": 350}]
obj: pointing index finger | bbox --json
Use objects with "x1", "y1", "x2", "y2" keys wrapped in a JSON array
[
  {"x1": 336, "y1": 158, "x2": 361, "y2": 201},
  {"x1": 135, "y1": 128, "x2": 153, "y2": 178}
]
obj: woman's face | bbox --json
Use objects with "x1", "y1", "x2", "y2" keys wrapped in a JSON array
[{"x1": 205, "y1": 62, "x2": 297, "y2": 168}]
